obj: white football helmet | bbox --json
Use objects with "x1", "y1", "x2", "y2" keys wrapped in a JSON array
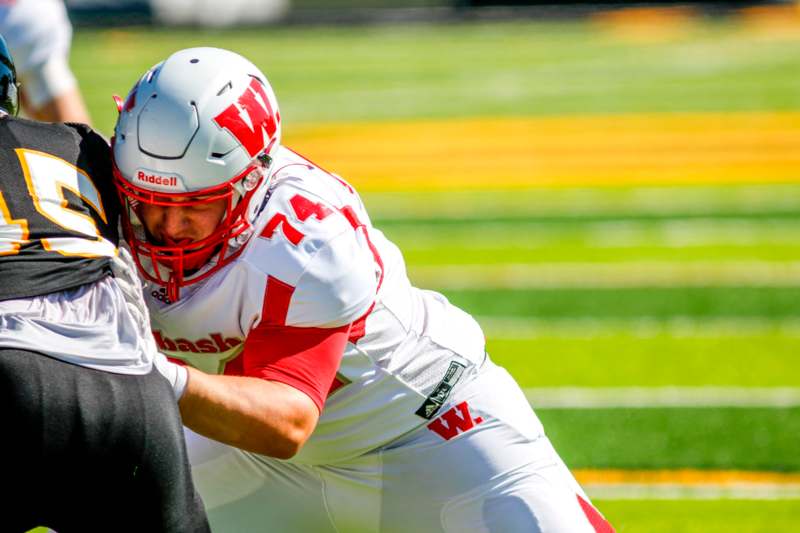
[{"x1": 112, "y1": 47, "x2": 281, "y2": 301}]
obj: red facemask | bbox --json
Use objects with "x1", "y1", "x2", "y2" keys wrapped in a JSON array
[{"x1": 113, "y1": 161, "x2": 264, "y2": 302}]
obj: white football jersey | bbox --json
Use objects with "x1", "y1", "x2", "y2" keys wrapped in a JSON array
[
  {"x1": 0, "y1": 276, "x2": 154, "y2": 375},
  {"x1": 145, "y1": 146, "x2": 487, "y2": 464}
]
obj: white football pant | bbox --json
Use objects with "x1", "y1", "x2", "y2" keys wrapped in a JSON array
[{"x1": 185, "y1": 361, "x2": 611, "y2": 532}]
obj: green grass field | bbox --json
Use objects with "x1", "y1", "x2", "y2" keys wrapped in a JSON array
[
  {"x1": 72, "y1": 18, "x2": 800, "y2": 133},
  {"x1": 597, "y1": 500, "x2": 800, "y2": 532},
  {"x1": 66, "y1": 12, "x2": 800, "y2": 531}
]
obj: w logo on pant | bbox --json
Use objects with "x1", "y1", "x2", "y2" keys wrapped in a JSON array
[{"x1": 427, "y1": 401, "x2": 484, "y2": 441}]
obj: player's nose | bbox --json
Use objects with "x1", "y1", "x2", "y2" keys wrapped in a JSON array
[{"x1": 160, "y1": 206, "x2": 190, "y2": 242}]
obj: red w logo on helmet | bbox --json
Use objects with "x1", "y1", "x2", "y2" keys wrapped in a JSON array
[{"x1": 213, "y1": 77, "x2": 279, "y2": 158}]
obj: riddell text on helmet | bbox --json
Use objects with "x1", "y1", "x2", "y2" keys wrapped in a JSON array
[{"x1": 136, "y1": 170, "x2": 179, "y2": 188}]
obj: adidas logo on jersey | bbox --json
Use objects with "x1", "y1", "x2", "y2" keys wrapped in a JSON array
[{"x1": 153, "y1": 330, "x2": 242, "y2": 354}]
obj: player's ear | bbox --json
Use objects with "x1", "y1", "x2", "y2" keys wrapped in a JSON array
[{"x1": 113, "y1": 94, "x2": 123, "y2": 113}]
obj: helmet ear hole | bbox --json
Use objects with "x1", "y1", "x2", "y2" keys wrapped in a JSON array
[
  {"x1": 257, "y1": 152, "x2": 273, "y2": 167},
  {"x1": 243, "y1": 168, "x2": 262, "y2": 191}
]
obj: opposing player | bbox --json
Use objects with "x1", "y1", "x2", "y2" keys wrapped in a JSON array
[
  {"x1": 0, "y1": 36, "x2": 208, "y2": 532},
  {"x1": 0, "y1": 0, "x2": 91, "y2": 123},
  {"x1": 112, "y1": 47, "x2": 615, "y2": 532}
]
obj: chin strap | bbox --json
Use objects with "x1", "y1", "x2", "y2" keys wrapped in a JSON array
[{"x1": 167, "y1": 272, "x2": 181, "y2": 304}]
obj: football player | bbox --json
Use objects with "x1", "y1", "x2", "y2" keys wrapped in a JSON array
[
  {"x1": 113, "y1": 47, "x2": 615, "y2": 532},
  {"x1": 0, "y1": 0, "x2": 90, "y2": 123},
  {"x1": 0, "y1": 36, "x2": 208, "y2": 532}
]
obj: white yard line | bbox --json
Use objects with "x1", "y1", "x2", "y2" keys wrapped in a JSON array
[
  {"x1": 576, "y1": 469, "x2": 800, "y2": 500},
  {"x1": 397, "y1": 220, "x2": 800, "y2": 249},
  {"x1": 408, "y1": 261, "x2": 800, "y2": 289},
  {"x1": 584, "y1": 482, "x2": 800, "y2": 500},
  {"x1": 523, "y1": 387, "x2": 800, "y2": 408}
]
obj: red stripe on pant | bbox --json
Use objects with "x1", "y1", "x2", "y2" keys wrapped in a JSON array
[{"x1": 577, "y1": 494, "x2": 615, "y2": 533}]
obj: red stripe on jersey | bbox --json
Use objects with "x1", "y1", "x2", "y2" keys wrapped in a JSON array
[
  {"x1": 241, "y1": 323, "x2": 351, "y2": 412},
  {"x1": 223, "y1": 352, "x2": 244, "y2": 376},
  {"x1": 263, "y1": 275, "x2": 295, "y2": 327},
  {"x1": 284, "y1": 147, "x2": 355, "y2": 193},
  {"x1": 328, "y1": 375, "x2": 347, "y2": 396},
  {"x1": 336, "y1": 206, "x2": 382, "y2": 346},
  {"x1": 339, "y1": 205, "x2": 384, "y2": 290},
  {"x1": 577, "y1": 495, "x2": 615, "y2": 533},
  {"x1": 327, "y1": 173, "x2": 354, "y2": 193},
  {"x1": 348, "y1": 303, "x2": 374, "y2": 345}
]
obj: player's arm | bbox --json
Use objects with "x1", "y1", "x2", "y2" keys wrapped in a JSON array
[
  {"x1": 24, "y1": 87, "x2": 91, "y2": 124},
  {"x1": 178, "y1": 226, "x2": 377, "y2": 458},
  {"x1": 179, "y1": 373, "x2": 319, "y2": 459},
  {"x1": 178, "y1": 323, "x2": 350, "y2": 459}
]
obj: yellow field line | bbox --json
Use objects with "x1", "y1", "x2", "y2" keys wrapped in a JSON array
[
  {"x1": 739, "y1": 5, "x2": 800, "y2": 36},
  {"x1": 588, "y1": 4, "x2": 800, "y2": 42},
  {"x1": 284, "y1": 112, "x2": 800, "y2": 191},
  {"x1": 590, "y1": 6, "x2": 700, "y2": 43},
  {"x1": 575, "y1": 469, "x2": 800, "y2": 485}
]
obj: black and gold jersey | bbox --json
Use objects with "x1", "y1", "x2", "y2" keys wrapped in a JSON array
[{"x1": 0, "y1": 116, "x2": 118, "y2": 300}]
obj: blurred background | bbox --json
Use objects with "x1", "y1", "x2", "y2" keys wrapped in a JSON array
[{"x1": 49, "y1": 0, "x2": 800, "y2": 530}]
